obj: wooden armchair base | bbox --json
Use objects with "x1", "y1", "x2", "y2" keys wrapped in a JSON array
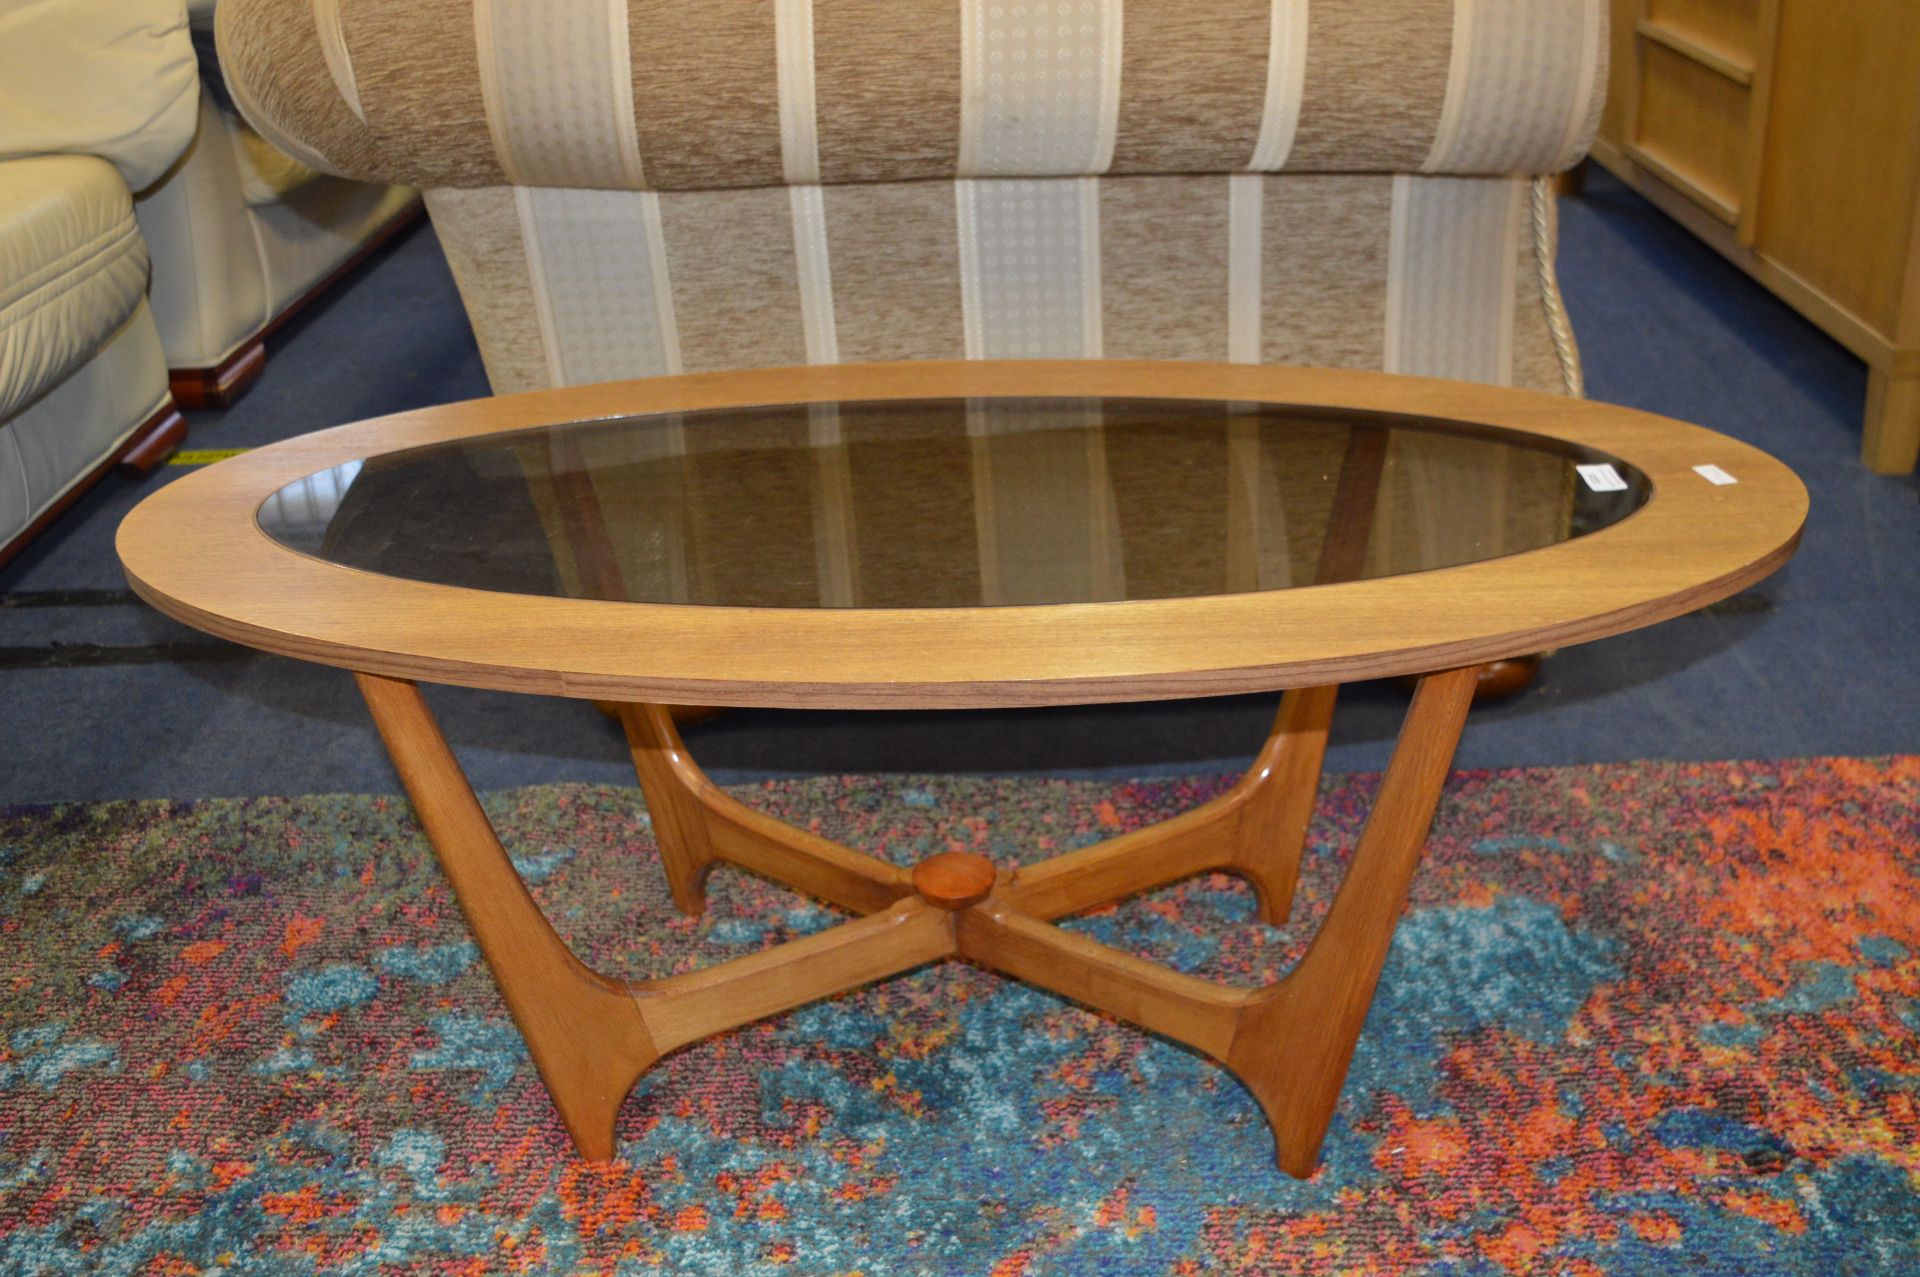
[{"x1": 357, "y1": 665, "x2": 1478, "y2": 1178}]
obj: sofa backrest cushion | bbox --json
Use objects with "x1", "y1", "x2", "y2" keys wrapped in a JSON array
[{"x1": 0, "y1": 0, "x2": 199, "y2": 193}]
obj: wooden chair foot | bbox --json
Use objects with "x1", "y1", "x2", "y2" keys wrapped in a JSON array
[{"x1": 168, "y1": 338, "x2": 266, "y2": 410}]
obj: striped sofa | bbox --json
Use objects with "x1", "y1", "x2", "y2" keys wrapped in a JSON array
[{"x1": 215, "y1": 0, "x2": 1605, "y2": 400}]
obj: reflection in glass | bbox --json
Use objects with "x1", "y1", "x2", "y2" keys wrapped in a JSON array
[{"x1": 260, "y1": 398, "x2": 1649, "y2": 609}]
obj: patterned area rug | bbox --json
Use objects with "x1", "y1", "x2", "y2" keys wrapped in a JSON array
[{"x1": 0, "y1": 757, "x2": 1916, "y2": 1274}]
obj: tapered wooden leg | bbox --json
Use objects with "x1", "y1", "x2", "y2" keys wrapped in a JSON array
[
  {"x1": 1001, "y1": 685, "x2": 1335, "y2": 925},
  {"x1": 960, "y1": 666, "x2": 1478, "y2": 1178},
  {"x1": 616, "y1": 703, "x2": 721, "y2": 914},
  {"x1": 1864, "y1": 365, "x2": 1920, "y2": 475},
  {"x1": 358, "y1": 674, "x2": 657, "y2": 1159},
  {"x1": 1229, "y1": 665, "x2": 1478, "y2": 1175},
  {"x1": 1230, "y1": 684, "x2": 1337, "y2": 925}
]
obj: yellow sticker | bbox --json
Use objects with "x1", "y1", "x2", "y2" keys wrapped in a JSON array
[{"x1": 166, "y1": 448, "x2": 253, "y2": 466}]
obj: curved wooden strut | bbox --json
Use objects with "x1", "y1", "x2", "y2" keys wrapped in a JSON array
[{"x1": 359, "y1": 667, "x2": 1477, "y2": 1176}]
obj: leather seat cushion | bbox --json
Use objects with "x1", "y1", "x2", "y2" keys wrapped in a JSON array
[{"x1": 0, "y1": 155, "x2": 149, "y2": 422}]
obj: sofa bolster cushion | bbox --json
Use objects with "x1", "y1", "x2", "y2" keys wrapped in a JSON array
[
  {"x1": 219, "y1": 0, "x2": 1607, "y2": 193},
  {"x1": 0, "y1": 156, "x2": 150, "y2": 423}
]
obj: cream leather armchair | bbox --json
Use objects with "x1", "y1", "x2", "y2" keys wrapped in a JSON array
[
  {"x1": 134, "y1": 0, "x2": 419, "y2": 408},
  {"x1": 0, "y1": 0, "x2": 197, "y2": 569}
]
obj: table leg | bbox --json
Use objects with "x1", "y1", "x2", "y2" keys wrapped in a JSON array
[
  {"x1": 998, "y1": 684, "x2": 1334, "y2": 927},
  {"x1": 357, "y1": 673, "x2": 658, "y2": 1158},
  {"x1": 1228, "y1": 664, "x2": 1477, "y2": 1174},
  {"x1": 616, "y1": 701, "x2": 915, "y2": 916},
  {"x1": 363, "y1": 666, "x2": 1470, "y2": 1177},
  {"x1": 959, "y1": 666, "x2": 1478, "y2": 1176},
  {"x1": 1233, "y1": 684, "x2": 1337, "y2": 925}
]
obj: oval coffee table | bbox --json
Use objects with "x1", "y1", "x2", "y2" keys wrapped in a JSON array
[{"x1": 117, "y1": 361, "x2": 1807, "y2": 1177}]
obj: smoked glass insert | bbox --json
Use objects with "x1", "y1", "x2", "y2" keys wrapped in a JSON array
[{"x1": 258, "y1": 398, "x2": 1650, "y2": 608}]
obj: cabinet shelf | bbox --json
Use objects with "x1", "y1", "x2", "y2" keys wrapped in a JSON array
[{"x1": 1634, "y1": 17, "x2": 1755, "y2": 86}]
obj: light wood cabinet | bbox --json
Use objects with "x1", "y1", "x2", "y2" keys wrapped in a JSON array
[{"x1": 1593, "y1": 0, "x2": 1920, "y2": 473}]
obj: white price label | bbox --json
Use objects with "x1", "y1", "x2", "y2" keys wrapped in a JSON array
[
  {"x1": 1692, "y1": 464, "x2": 1738, "y2": 486},
  {"x1": 1576, "y1": 463, "x2": 1628, "y2": 492}
]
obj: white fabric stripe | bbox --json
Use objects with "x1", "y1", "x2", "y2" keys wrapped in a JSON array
[
  {"x1": 640, "y1": 193, "x2": 683, "y2": 375},
  {"x1": 958, "y1": 0, "x2": 1124, "y2": 176},
  {"x1": 965, "y1": 401, "x2": 1121, "y2": 603},
  {"x1": 789, "y1": 185, "x2": 839, "y2": 365},
  {"x1": 1383, "y1": 177, "x2": 1407, "y2": 377},
  {"x1": 956, "y1": 181, "x2": 985, "y2": 360},
  {"x1": 471, "y1": 0, "x2": 520, "y2": 184},
  {"x1": 606, "y1": 0, "x2": 647, "y2": 187},
  {"x1": 513, "y1": 186, "x2": 567, "y2": 386},
  {"x1": 1385, "y1": 176, "x2": 1522, "y2": 384},
  {"x1": 1421, "y1": 0, "x2": 1478, "y2": 175},
  {"x1": 808, "y1": 406, "x2": 858, "y2": 607},
  {"x1": 311, "y1": 0, "x2": 365, "y2": 122},
  {"x1": 1425, "y1": 0, "x2": 1600, "y2": 174},
  {"x1": 1078, "y1": 178, "x2": 1104, "y2": 358},
  {"x1": 519, "y1": 188, "x2": 679, "y2": 386},
  {"x1": 957, "y1": 178, "x2": 1103, "y2": 359},
  {"x1": 1248, "y1": 0, "x2": 1308, "y2": 171},
  {"x1": 474, "y1": 0, "x2": 645, "y2": 188},
  {"x1": 774, "y1": 0, "x2": 822, "y2": 184},
  {"x1": 1092, "y1": 1, "x2": 1123, "y2": 173},
  {"x1": 1227, "y1": 175, "x2": 1263, "y2": 364},
  {"x1": 1552, "y1": 0, "x2": 1607, "y2": 169}
]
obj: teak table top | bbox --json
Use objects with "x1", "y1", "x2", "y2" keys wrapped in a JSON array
[{"x1": 117, "y1": 361, "x2": 1807, "y2": 707}]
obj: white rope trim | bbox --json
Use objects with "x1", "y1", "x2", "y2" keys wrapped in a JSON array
[{"x1": 1531, "y1": 176, "x2": 1583, "y2": 396}]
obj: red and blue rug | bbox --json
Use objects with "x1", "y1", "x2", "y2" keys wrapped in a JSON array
[{"x1": 0, "y1": 756, "x2": 1916, "y2": 1273}]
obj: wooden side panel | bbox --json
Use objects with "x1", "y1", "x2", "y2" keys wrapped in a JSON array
[
  {"x1": 1633, "y1": 41, "x2": 1750, "y2": 216},
  {"x1": 1753, "y1": 0, "x2": 1920, "y2": 340}
]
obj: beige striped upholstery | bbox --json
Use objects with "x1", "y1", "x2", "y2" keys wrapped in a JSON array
[{"x1": 216, "y1": 0, "x2": 1603, "y2": 399}]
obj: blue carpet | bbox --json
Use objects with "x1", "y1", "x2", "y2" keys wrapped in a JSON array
[{"x1": 2, "y1": 167, "x2": 1915, "y2": 802}]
